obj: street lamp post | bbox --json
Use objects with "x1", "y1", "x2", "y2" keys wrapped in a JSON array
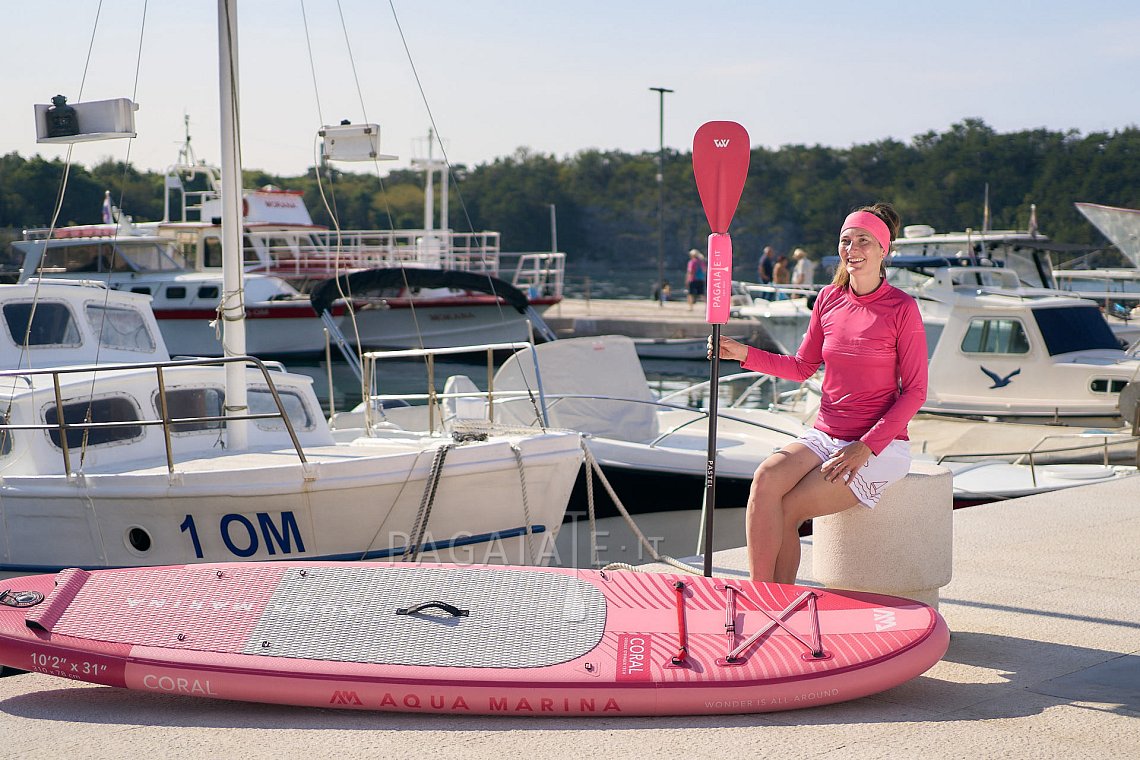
[{"x1": 650, "y1": 86, "x2": 673, "y2": 307}]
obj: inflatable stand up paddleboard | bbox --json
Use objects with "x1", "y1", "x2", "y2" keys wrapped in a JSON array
[{"x1": 0, "y1": 563, "x2": 949, "y2": 716}]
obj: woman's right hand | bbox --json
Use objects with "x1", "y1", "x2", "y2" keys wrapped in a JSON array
[{"x1": 707, "y1": 335, "x2": 748, "y2": 362}]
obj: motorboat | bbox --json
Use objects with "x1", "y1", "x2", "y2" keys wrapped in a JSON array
[
  {"x1": 11, "y1": 229, "x2": 340, "y2": 357},
  {"x1": 0, "y1": 280, "x2": 583, "y2": 572},
  {"x1": 148, "y1": 130, "x2": 565, "y2": 349},
  {"x1": 730, "y1": 283, "x2": 816, "y2": 354},
  {"x1": 890, "y1": 222, "x2": 1140, "y2": 345},
  {"x1": 310, "y1": 267, "x2": 557, "y2": 351},
  {"x1": 1, "y1": 279, "x2": 170, "y2": 369},
  {"x1": 341, "y1": 335, "x2": 809, "y2": 518},
  {"x1": 897, "y1": 261, "x2": 1140, "y2": 424}
]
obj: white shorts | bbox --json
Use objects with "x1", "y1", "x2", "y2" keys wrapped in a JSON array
[{"x1": 795, "y1": 428, "x2": 912, "y2": 508}]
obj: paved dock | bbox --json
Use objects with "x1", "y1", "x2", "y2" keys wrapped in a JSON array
[
  {"x1": 543, "y1": 296, "x2": 782, "y2": 350},
  {"x1": 0, "y1": 478, "x2": 1137, "y2": 759}
]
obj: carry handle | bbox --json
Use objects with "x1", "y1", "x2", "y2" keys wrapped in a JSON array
[{"x1": 396, "y1": 601, "x2": 470, "y2": 617}]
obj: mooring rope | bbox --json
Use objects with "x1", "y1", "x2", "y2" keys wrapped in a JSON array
[
  {"x1": 402, "y1": 442, "x2": 454, "y2": 561},
  {"x1": 579, "y1": 441, "x2": 701, "y2": 575}
]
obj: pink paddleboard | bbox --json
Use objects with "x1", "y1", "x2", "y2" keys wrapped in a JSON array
[{"x1": 0, "y1": 563, "x2": 948, "y2": 716}]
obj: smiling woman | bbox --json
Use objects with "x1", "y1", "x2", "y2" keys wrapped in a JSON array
[{"x1": 712, "y1": 202, "x2": 928, "y2": 583}]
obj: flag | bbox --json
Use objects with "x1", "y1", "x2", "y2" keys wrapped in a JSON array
[{"x1": 101, "y1": 191, "x2": 113, "y2": 224}]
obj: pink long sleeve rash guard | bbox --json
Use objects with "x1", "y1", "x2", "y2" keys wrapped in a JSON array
[{"x1": 741, "y1": 282, "x2": 928, "y2": 455}]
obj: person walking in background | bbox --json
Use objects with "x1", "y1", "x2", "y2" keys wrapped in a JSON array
[
  {"x1": 771, "y1": 255, "x2": 791, "y2": 299},
  {"x1": 685, "y1": 248, "x2": 707, "y2": 310},
  {"x1": 757, "y1": 246, "x2": 776, "y2": 285},
  {"x1": 757, "y1": 246, "x2": 777, "y2": 301},
  {"x1": 791, "y1": 247, "x2": 816, "y2": 288},
  {"x1": 709, "y1": 203, "x2": 927, "y2": 583}
]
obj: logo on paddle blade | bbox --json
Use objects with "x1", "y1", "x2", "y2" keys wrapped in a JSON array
[{"x1": 713, "y1": 139, "x2": 731, "y2": 148}]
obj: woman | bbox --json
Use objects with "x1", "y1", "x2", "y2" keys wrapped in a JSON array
[
  {"x1": 710, "y1": 203, "x2": 927, "y2": 583},
  {"x1": 685, "y1": 249, "x2": 707, "y2": 310}
]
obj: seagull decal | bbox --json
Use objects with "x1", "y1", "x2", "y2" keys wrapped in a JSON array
[{"x1": 980, "y1": 366, "x2": 1021, "y2": 389}]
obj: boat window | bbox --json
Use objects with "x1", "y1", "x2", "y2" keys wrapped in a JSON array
[
  {"x1": 1090, "y1": 379, "x2": 1129, "y2": 394},
  {"x1": 3, "y1": 302, "x2": 82, "y2": 346},
  {"x1": 198, "y1": 286, "x2": 220, "y2": 300},
  {"x1": 1032, "y1": 306, "x2": 1120, "y2": 355},
  {"x1": 165, "y1": 286, "x2": 187, "y2": 299},
  {"x1": 39, "y1": 242, "x2": 115, "y2": 273},
  {"x1": 203, "y1": 237, "x2": 224, "y2": 268},
  {"x1": 159, "y1": 387, "x2": 224, "y2": 432},
  {"x1": 130, "y1": 287, "x2": 152, "y2": 295},
  {"x1": 112, "y1": 241, "x2": 184, "y2": 272},
  {"x1": 249, "y1": 388, "x2": 314, "y2": 431},
  {"x1": 85, "y1": 304, "x2": 157, "y2": 352},
  {"x1": 960, "y1": 319, "x2": 1030, "y2": 355},
  {"x1": 45, "y1": 397, "x2": 143, "y2": 449}
]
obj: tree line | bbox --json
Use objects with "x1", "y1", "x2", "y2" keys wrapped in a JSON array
[{"x1": 3, "y1": 119, "x2": 1140, "y2": 276}]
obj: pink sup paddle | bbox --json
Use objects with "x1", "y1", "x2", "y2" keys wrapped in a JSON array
[{"x1": 692, "y1": 121, "x2": 750, "y2": 576}]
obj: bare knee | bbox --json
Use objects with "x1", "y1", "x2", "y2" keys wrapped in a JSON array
[{"x1": 750, "y1": 461, "x2": 792, "y2": 500}]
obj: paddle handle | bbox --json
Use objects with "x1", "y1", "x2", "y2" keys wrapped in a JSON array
[{"x1": 705, "y1": 233, "x2": 732, "y2": 324}]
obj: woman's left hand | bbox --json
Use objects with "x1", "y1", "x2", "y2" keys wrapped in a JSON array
[{"x1": 820, "y1": 441, "x2": 873, "y2": 484}]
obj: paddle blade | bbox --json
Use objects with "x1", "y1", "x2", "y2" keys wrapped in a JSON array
[{"x1": 692, "y1": 121, "x2": 750, "y2": 233}]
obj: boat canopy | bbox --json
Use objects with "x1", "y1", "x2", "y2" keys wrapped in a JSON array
[{"x1": 309, "y1": 267, "x2": 531, "y2": 316}]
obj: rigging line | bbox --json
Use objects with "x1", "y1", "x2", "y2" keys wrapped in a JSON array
[
  {"x1": 81, "y1": 0, "x2": 149, "y2": 471},
  {"x1": 299, "y1": 0, "x2": 325, "y2": 126},
  {"x1": 8, "y1": 0, "x2": 109, "y2": 406},
  {"x1": 387, "y1": 1, "x2": 478, "y2": 239},
  {"x1": 385, "y1": 2, "x2": 511, "y2": 328},
  {"x1": 331, "y1": 0, "x2": 398, "y2": 227}
]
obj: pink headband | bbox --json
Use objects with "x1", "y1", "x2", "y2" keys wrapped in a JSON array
[{"x1": 841, "y1": 210, "x2": 892, "y2": 255}]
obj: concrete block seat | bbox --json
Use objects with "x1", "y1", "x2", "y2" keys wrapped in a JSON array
[{"x1": 812, "y1": 460, "x2": 953, "y2": 608}]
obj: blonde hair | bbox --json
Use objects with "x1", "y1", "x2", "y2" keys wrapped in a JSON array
[{"x1": 831, "y1": 203, "x2": 901, "y2": 289}]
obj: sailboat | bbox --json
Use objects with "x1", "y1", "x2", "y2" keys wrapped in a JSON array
[{"x1": 0, "y1": 0, "x2": 583, "y2": 572}]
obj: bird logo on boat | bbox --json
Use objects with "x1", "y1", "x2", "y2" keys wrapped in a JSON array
[{"x1": 980, "y1": 366, "x2": 1021, "y2": 389}]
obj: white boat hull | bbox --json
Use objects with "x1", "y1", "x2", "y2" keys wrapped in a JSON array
[{"x1": 0, "y1": 432, "x2": 583, "y2": 572}]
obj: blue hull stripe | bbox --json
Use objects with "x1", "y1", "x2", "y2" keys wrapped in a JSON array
[{"x1": 0, "y1": 524, "x2": 548, "y2": 574}]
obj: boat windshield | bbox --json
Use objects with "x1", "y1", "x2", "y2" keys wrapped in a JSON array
[
  {"x1": 1032, "y1": 305, "x2": 1121, "y2": 355},
  {"x1": 38, "y1": 239, "x2": 184, "y2": 274}
]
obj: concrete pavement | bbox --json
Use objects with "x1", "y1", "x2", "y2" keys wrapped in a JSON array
[{"x1": 0, "y1": 477, "x2": 1136, "y2": 759}]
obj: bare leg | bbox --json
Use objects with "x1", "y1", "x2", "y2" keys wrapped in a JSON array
[
  {"x1": 745, "y1": 445, "x2": 822, "y2": 581},
  {"x1": 771, "y1": 468, "x2": 862, "y2": 584}
]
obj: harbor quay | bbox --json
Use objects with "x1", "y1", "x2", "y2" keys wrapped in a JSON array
[{"x1": 0, "y1": 476, "x2": 1135, "y2": 758}]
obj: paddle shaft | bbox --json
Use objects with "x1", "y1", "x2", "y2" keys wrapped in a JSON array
[{"x1": 702, "y1": 323, "x2": 721, "y2": 577}]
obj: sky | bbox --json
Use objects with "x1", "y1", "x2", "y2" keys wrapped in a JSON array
[{"x1": 4, "y1": 1, "x2": 1140, "y2": 178}]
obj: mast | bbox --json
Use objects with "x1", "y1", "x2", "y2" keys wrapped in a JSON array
[{"x1": 218, "y1": 0, "x2": 248, "y2": 448}]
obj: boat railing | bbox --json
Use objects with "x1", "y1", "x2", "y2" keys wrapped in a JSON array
[
  {"x1": 504, "y1": 252, "x2": 565, "y2": 298},
  {"x1": 739, "y1": 282, "x2": 820, "y2": 303},
  {"x1": 0, "y1": 355, "x2": 307, "y2": 478},
  {"x1": 360, "y1": 342, "x2": 540, "y2": 433},
  {"x1": 659, "y1": 371, "x2": 819, "y2": 417},
  {"x1": 244, "y1": 228, "x2": 503, "y2": 275},
  {"x1": 358, "y1": 346, "x2": 800, "y2": 442},
  {"x1": 937, "y1": 431, "x2": 1140, "y2": 487}
]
